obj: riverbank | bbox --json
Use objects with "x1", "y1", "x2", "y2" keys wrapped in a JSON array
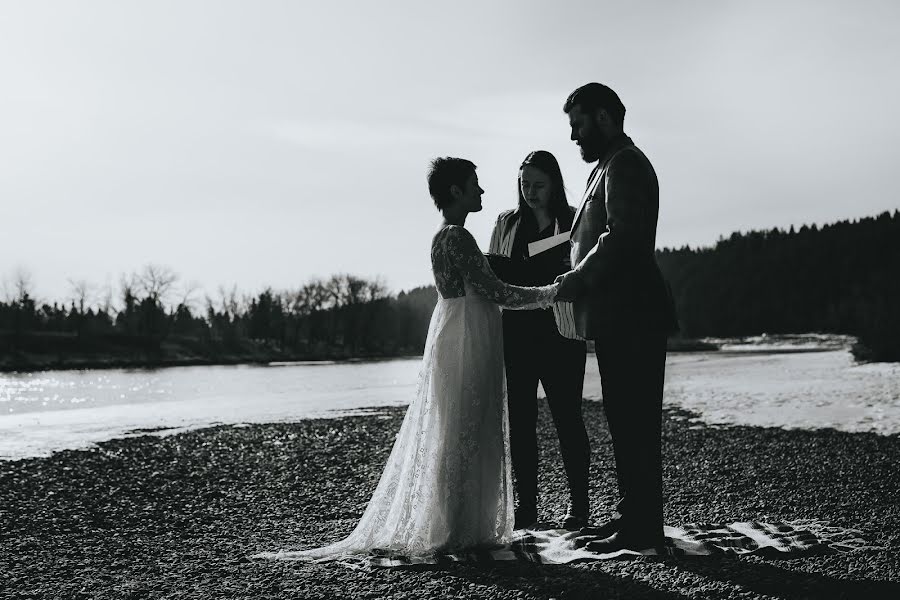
[
  {"x1": 2, "y1": 402, "x2": 897, "y2": 599},
  {"x1": 0, "y1": 352, "x2": 424, "y2": 374},
  {"x1": 0, "y1": 331, "x2": 724, "y2": 374},
  {"x1": 0, "y1": 337, "x2": 418, "y2": 374}
]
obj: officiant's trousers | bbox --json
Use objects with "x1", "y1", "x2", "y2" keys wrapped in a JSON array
[
  {"x1": 504, "y1": 316, "x2": 589, "y2": 515},
  {"x1": 595, "y1": 329, "x2": 668, "y2": 538}
]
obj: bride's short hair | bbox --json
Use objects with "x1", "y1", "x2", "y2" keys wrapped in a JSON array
[{"x1": 427, "y1": 157, "x2": 477, "y2": 210}]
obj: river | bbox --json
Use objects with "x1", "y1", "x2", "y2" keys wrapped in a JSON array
[{"x1": 1, "y1": 335, "x2": 898, "y2": 460}]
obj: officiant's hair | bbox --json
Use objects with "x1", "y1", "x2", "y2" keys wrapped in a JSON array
[
  {"x1": 427, "y1": 157, "x2": 477, "y2": 210},
  {"x1": 564, "y1": 83, "x2": 626, "y2": 128},
  {"x1": 518, "y1": 151, "x2": 571, "y2": 228}
]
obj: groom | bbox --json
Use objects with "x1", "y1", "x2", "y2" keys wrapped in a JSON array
[{"x1": 555, "y1": 83, "x2": 678, "y2": 552}]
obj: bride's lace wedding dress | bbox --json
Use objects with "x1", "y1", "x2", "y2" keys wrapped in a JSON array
[{"x1": 256, "y1": 224, "x2": 557, "y2": 560}]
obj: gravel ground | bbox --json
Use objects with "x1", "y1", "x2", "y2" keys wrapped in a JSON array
[{"x1": 2, "y1": 402, "x2": 899, "y2": 599}]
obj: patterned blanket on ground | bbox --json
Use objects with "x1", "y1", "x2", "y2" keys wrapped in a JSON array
[{"x1": 320, "y1": 521, "x2": 874, "y2": 569}]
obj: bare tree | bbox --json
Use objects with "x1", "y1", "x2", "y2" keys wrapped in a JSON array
[
  {"x1": 327, "y1": 273, "x2": 371, "y2": 307},
  {"x1": 296, "y1": 278, "x2": 331, "y2": 313},
  {"x1": 326, "y1": 274, "x2": 348, "y2": 307},
  {"x1": 177, "y1": 280, "x2": 203, "y2": 312},
  {"x1": 5, "y1": 266, "x2": 35, "y2": 303},
  {"x1": 365, "y1": 276, "x2": 389, "y2": 302},
  {"x1": 217, "y1": 284, "x2": 243, "y2": 318},
  {"x1": 346, "y1": 275, "x2": 369, "y2": 305},
  {"x1": 99, "y1": 278, "x2": 115, "y2": 315},
  {"x1": 287, "y1": 287, "x2": 309, "y2": 317},
  {"x1": 119, "y1": 273, "x2": 138, "y2": 308},
  {"x1": 4, "y1": 267, "x2": 36, "y2": 339},
  {"x1": 135, "y1": 264, "x2": 179, "y2": 306},
  {"x1": 67, "y1": 278, "x2": 94, "y2": 314},
  {"x1": 0, "y1": 272, "x2": 13, "y2": 303}
]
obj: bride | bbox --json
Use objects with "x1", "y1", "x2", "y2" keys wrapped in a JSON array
[{"x1": 256, "y1": 157, "x2": 559, "y2": 560}]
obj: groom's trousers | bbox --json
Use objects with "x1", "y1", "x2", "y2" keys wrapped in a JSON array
[
  {"x1": 504, "y1": 312, "x2": 589, "y2": 515},
  {"x1": 595, "y1": 328, "x2": 668, "y2": 538}
]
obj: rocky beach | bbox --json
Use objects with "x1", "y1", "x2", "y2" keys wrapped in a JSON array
[{"x1": 2, "y1": 400, "x2": 898, "y2": 599}]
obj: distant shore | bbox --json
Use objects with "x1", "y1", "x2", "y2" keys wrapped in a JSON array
[
  {"x1": 0, "y1": 345, "x2": 427, "y2": 374},
  {"x1": 0, "y1": 336, "x2": 719, "y2": 374},
  {"x1": 2, "y1": 401, "x2": 897, "y2": 598}
]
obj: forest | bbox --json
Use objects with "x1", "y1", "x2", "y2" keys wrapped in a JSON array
[
  {"x1": 0, "y1": 269, "x2": 436, "y2": 370},
  {"x1": 1, "y1": 210, "x2": 898, "y2": 370},
  {"x1": 657, "y1": 210, "x2": 899, "y2": 362}
]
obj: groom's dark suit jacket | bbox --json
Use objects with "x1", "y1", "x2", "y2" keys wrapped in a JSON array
[{"x1": 569, "y1": 134, "x2": 678, "y2": 339}]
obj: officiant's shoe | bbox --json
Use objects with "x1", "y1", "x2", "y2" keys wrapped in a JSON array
[
  {"x1": 561, "y1": 508, "x2": 589, "y2": 531},
  {"x1": 583, "y1": 530, "x2": 664, "y2": 554},
  {"x1": 561, "y1": 496, "x2": 590, "y2": 531}
]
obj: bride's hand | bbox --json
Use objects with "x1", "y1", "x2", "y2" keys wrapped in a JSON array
[{"x1": 550, "y1": 281, "x2": 562, "y2": 302}]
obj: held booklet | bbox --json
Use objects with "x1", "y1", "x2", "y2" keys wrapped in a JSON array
[{"x1": 527, "y1": 231, "x2": 570, "y2": 257}]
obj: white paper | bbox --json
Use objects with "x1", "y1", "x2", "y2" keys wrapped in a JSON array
[{"x1": 528, "y1": 231, "x2": 570, "y2": 257}]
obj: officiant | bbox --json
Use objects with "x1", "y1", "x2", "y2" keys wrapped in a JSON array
[{"x1": 486, "y1": 150, "x2": 590, "y2": 530}]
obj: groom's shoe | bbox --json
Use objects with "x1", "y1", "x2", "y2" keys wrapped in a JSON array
[
  {"x1": 583, "y1": 530, "x2": 664, "y2": 554},
  {"x1": 574, "y1": 516, "x2": 621, "y2": 540}
]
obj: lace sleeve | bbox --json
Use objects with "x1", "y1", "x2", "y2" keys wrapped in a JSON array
[{"x1": 444, "y1": 226, "x2": 557, "y2": 309}]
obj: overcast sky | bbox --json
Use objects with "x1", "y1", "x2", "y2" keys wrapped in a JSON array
[{"x1": 2, "y1": 0, "x2": 898, "y2": 305}]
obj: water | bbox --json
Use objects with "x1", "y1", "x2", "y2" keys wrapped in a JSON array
[
  {"x1": 2, "y1": 338, "x2": 899, "y2": 460},
  {"x1": 0, "y1": 360, "x2": 415, "y2": 460}
]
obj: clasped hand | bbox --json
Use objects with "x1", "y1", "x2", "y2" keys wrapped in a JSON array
[{"x1": 553, "y1": 270, "x2": 584, "y2": 302}]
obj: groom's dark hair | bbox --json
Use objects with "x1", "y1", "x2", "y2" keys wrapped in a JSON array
[
  {"x1": 564, "y1": 82, "x2": 626, "y2": 129},
  {"x1": 427, "y1": 157, "x2": 477, "y2": 210}
]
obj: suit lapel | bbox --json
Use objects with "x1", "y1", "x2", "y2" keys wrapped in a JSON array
[
  {"x1": 570, "y1": 135, "x2": 635, "y2": 235},
  {"x1": 571, "y1": 163, "x2": 602, "y2": 234}
]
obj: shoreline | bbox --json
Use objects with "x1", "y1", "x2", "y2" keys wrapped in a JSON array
[
  {"x1": 2, "y1": 402, "x2": 897, "y2": 599},
  {"x1": 6, "y1": 342, "x2": 881, "y2": 377},
  {"x1": 0, "y1": 352, "x2": 427, "y2": 374},
  {"x1": 0, "y1": 338, "x2": 725, "y2": 374},
  {"x1": 4, "y1": 337, "x2": 874, "y2": 376}
]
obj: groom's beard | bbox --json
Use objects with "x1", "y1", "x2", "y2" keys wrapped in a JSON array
[{"x1": 579, "y1": 131, "x2": 611, "y2": 163}]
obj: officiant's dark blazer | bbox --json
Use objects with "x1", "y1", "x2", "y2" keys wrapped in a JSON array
[
  {"x1": 488, "y1": 206, "x2": 580, "y2": 340},
  {"x1": 569, "y1": 134, "x2": 678, "y2": 339}
]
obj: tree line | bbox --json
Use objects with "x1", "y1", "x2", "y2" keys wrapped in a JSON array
[
  {"x1": 657, "y1": 210, "x2": 900, "y2": 361},
  {"x1": 1, "y1": 209, "x2": 898, "y2": 369},
  {"x1": 0, "y1": 267, "x2": 437, "y2": 370}
]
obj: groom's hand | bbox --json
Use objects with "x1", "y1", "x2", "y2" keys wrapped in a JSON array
[{"x1": 554, "y1": 270, "x2": 584, "y2": 302}]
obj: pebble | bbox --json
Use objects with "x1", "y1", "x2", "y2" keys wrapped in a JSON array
[{"x1": 1, "y1": 403, "x2": 898, "y2": 598}]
